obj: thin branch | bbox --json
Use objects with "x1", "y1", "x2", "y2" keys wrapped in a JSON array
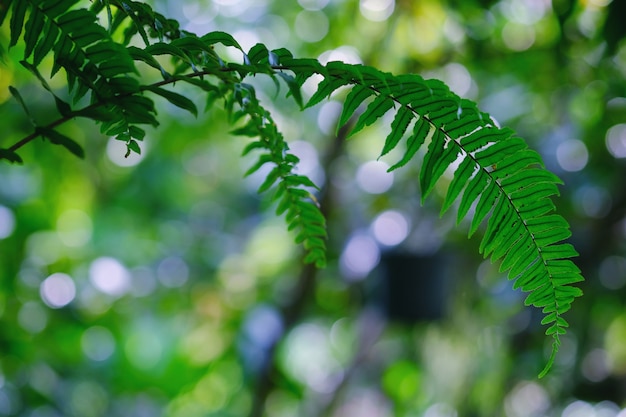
[{"x1": 2, "y1": 67, "x2": 240, "y2": 156}]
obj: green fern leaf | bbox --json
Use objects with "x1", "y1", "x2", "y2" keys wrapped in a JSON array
[
  {"x1": 420, "y1": 129, "x2": 459, "y2": 200},
  {"x1": 338, "y1": 84, "x2": 375, "y2": 132},
  {"x1": 349, "y1": 94, "x2": 395, "y2": 137},
  {"x1": 276, "y1": 72, "x2": 304, "y2": 109},
  {"x1": 9, "y1": 0, "x2": 27, "y2": 47},
  {"x1": 0, "y1": 0, "x2": 11, "y2": 26},
  {"x1": 145, "y1": 42, "x2": 188, "y2": 61},
  {"x1": 380, "y1": 106, "x2": 412, "y2": 158},
  {"x1": 389, "y1": 116, "x2": 430, "y2": 171},
  {"x1": 440, "y1": 158, "x2": 474, "y2": 216},
  {"x1": 32, "y1": 19, "x2": 59, "y2": 66},
  {"x1": 127, "y1": 45, "x2": 165, "y2": 73},
  {"x1": 42, "y1": 0, "x2": 80, "y2": 18},
  {"x1": 246, "y1": 43, "x2": 270, "y2": 65},
  {"x1": 444, "y1": 101, "x2": 487, "y2": 136},
  {"x1": 517, "y1": 197, "x2": 556, "y2": 220},
  {"x1": 200, "y1": 31, "x2": 243, "y2": 51},
  {"x1": 460, "y1": 127, "x2": 513, "y2": 153},
  {"x1": 305, "y1": 76, "x2": 351, "y2": 109},
  {"x1": 117, "y1": 95, "x2": 158, "y2": 126},
  {"x1": 36, "y1": 126, "x2": 84, "y2": 158},
  {"x1": 468, "y1": 180, "x2": 499, "y2": 237},
  {"x1": 145, "y1": 85, "x2": 197, "y2": 116},
  {"x1": 57, "y1": 9, "x2": 97, "y2": 36},
  {"x1": 23, "y1": 7, "x2": 44, "y2": 59},
  {"x1": 19, "y1": 60, "x2": 72, "y2": 116}
]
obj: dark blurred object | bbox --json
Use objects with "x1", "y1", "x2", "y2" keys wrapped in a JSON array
[
  {"x1": 374, "y1": 252, "x2": 449, "y2": 323},
  {"x1": 603, "y1": 0, "x2": 626, "y2": 56}
]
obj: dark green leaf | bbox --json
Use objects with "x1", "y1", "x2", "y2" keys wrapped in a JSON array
[
  {"x1": 37, "y1": 127, "x2": 84, "y2": 158},
  {"x1": 305, "y1": 76, "x2": 351, "y2": 109},
  {"x1": 349, "y1": 94, "x2": 394, "y2": 137},
  {"x1": 276, "y1": 72, "x2": 304, "y2": 109},
  {"x1": 201, "y1": 31, "x2": 243, "y2": 51},
  {"x1": 33, "y1": 20, "x2": 60, "y2": 66},
  {"x1": 9, "y1": 86, "x2": 34, "y2": 121},
  {"x1": 23, "y1": 8, "x2": 44, "y2": 59},
  {"x1": 389, "y1": 116, "x2": 430, "y2": 171},
  {"x1": 0, "y1": 148, "x2": 23, "y2": 163},
  {"x1": 127, "y1": 139, "x2": 141, "y2": 155},
  {"x1": 9, "y1": 0, "x2": 27, "y2": 47},
  {"x1": 338, "y1": 84, "x2": 375, "y2": 132}
]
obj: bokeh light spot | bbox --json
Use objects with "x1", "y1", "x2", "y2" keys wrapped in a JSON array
[
  {"x1": 125, "y1": 329, "x2": 163, "y2": 370},
  {"x1": 371, "y1": 210, "x2": 410, "y2": 246},
  {"x1": 182, "y1": 323, "x2": 226, "y2": 366},
  {"x1": 82, "y1": 326, "x2": 116, "y2": 361},
  {"x1": 70, "y1": 380, "x2": 108, "y2": 417},
  {"x1": 599, "y1": 256, "x2": 626, "y2": 290},
  {"x1": 182, "y1": 2, "x2": 217, "y2": 26},
  {"x1": 423, "y1": 403, "x2": 458, "y2": 417},
  {"x1": 360, "y1": 0, "x2": 395, "y2": 22},
  {"x1": 157, "y1": 256, "x2": 189, "y2": 288},
  {"x1": 562, "y1": 400, "x2": 594, "y2": 417},
  {"x1": 340, "y1": 232, "x2": 380, "y2": 280},
  {"x1": 56, "y1": 209, "x2": 93, "y2": 247},
  {"x1": 606, "y1": 124, "x2": 626, "y2": 158},
  {"x1": 556, "y1": 139, "x2": 588, "y2": 172},
  {"x1": 356, "y1": 161, "x2": 394, "y2": 194},
  {"x1": 382, "y1": 361, "x2": 421, "y2": 402},
  {"x1": 283, "y1": 323, "x2": 342, "y2": 393},
  {"x1": 243, "y1": 304, "x2": 283, "y2": 349},
  {"x1": 501, "y1": 22, "x2": 535, "y2": 51},
  {"x1": 231, "y1": 29, "x2": 261, "y2": 53},
  {"x1": 581, "y1": 348, "x2": 610, "y2": 382},
  {"x1": 500, "y1": 0, "x2": 549, "y2": 25},
  {"x1": 574, "y1": 186, "x2": 611, "y2": 218},
  {"x1": 40, "y1": 273, "x2": 76, "y2": 309},
  {"x1": 317, "y1": 101, "x2": 343, "y2": 134},
  {"x1": 294, "y1": 10, "x2": 329, "y2": 43},
  {"x1": 318, "y1": 46, "x2": 362, "y2": 66},
  {"x1": 106, "y1": 137, "x2": 146, "y2": 167},
  {"x1": 505, "y1": 381, "x2": 550, "y2": 417},
  {"x1": 130, "y1": 266, "x2": 157, "y2": 297},
  {"x1": 441, "y1": 63, "x2": 473, "y2": 98},
  {"x1": 27, "y1": 231, "x2": 63, "y2": 266},
  {"x1": 18, "y1": 301, "x2": 48, "y2": 333},
  {"x1": 605, "y1": 314, "x2": 626, "y2": 373},
  {"x1": 89, "y1": 257, "x2": 131, "y2": 297},
  {"x1": 290, "y1": 140, "x2": 324, "y2": 186},
  {"x1": 298, "y1": 0, "x2": 329, "y2": 10},
  {"x1": 0, "y1": 205, "x2": 15, "y2": 239}
]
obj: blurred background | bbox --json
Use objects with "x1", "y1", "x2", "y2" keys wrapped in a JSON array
[{"x1": 1, "y1": 0, "x2": 626, "y2": 416}]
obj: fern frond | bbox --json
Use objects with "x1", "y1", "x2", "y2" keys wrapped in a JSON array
[
  {"x1": 277, "y1": 58, "x2": 582, "y2": 375},
  {"x1": 232, "y1": 82, "x2": 327, "y2": 267}
]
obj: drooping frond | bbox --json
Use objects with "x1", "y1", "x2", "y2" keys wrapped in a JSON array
[
  {"x1": 233, "y1": 84, "x2": 327, "y2": 268},
  {"x1": 270, "y1": 57, "x2": 583, "y2": 376}
]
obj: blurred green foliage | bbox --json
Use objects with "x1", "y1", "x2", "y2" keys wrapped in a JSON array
[{"x1": 1, "y1": 0, "x2": 626, "y2": 416}]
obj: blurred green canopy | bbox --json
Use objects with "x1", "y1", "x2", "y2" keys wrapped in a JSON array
[{"x1": 1, "y1": 0, "x2": 626, "y2": 416}]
